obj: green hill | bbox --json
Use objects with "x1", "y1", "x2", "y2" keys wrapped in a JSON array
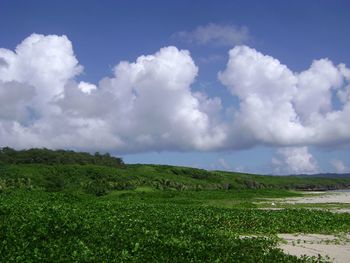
[
  {"x1": 1, "y1": 148, "x2": 350, "y2": 262},
  {"x1": 1, "y1": 147, "x2": 350, "y2": 195}
]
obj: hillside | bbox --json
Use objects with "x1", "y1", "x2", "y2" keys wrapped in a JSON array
[
  {"x1": 1, "y1": 148, "x2": 350, "y2": 195},
  {"x1": 2, "y1": 148, "x2": 350, "y2": 262}
]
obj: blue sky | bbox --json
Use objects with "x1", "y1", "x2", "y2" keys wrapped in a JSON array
[{"x1": 1, "y1": 0, "x2": 350, "y2": 174}]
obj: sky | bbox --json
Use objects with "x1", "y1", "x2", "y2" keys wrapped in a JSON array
[{"x1": 0, "y1": 0, "x2": 350, "y2": 174}]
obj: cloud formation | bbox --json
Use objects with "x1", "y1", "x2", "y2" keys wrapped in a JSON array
[
  {"x1": 0, "y1": 34, "x2": 82, "y2": 107},
  {"x1": 211, "y1": 158, "x2": 231, "y2": 171},
  {"x1": 272, "y1": 147, "x2": 319, "y2": 174},
  {"x1": 0, "y1": 34, "x2": 225, "y2": 152},
  {"x1": 330, "y1": 159, "x2": 348, "y2": 173},
  {"x1": 172, "y1": 23, "x2": 250, "y2": 47},
  {"x1": 219, "y1": 46, "x2": 350, "y2": 149},
  {"x1": 1, "y1": 34, "x2": 350, "y2": 175}
]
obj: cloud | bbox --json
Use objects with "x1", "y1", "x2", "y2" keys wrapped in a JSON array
[
  {"x1": 0, "y1": 80, "x2": 36, "y2": 122},
  {"x1": 0, "y1": 57, "x2": 8, "y2": 67},
  {"x1": 211, "y1": 158, "x2": 231, "y2": 171},
  {"x1": 272, "y1": 147, "x2": 319, "y2": 175},
  {"x1": 93, "y1": 46, "x2": 226, "y2": 152},
  {"x1": 330, "y1": 159, "x2": 348, "y2": 173},
  {"x1": 219, "y1": 45, "x2": 350, "y2": 149},
  {"x1": 78, "y1": 81, "x2": 97, "y2": 94},
  {"x1": 197, "y1": 54, "x2": 224, "y2": 64},
  {"x1": 0, "y1": 33, "x2": 82, "y2": 119},
  {"x1": 0, "y1": 35, "x2": 226, "y2": 153},
  {"x1": 1, "y1": 34, "x2": 350, "y2": 162},
  {"x1": 172, "y1": 23, "x2": 250, "y2": 47},
  {"x1": 218, "y1": 158, "x2": 230, "y2": 169}
]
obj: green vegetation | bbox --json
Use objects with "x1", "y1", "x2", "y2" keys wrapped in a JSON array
[
  {"x1": 1, "y1": 148, "x2": 350, "y2": 195},
  {"x1": 1, "y1": 148, "x2": 349, "y2": 262},
  {"x1": 1, "y1": 190, "x2": 345, "y2": 262},
  {"x1": 1, "y1": 162, "x2": 350, "y2": 195},
  {"x1": 0, "y1": 147, "x2": 124, "y2": 167}
]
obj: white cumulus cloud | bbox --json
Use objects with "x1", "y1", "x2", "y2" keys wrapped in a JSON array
[
  {"x1": 0, "y1": 34, "x2": 82, "y2": 105},
  {"x1": 272, "y1": 147, "x2": 319, "y2": 175},
  {"x1": 0, "y1": 34, "x2": 226, "y2": 153},
  {"x1": 0, "y1": 80, "x2": 36, "y2": 122},
  {"x1": 78, "y1": 81, "x2": 97, "y2": 94},
  {"x1": 173, "y1": 23, "x2": 250, "y2": 47},
  {"x1": 1, "y1": 34, "x2": 350, "y2": 166},
  {"x1": 219, "y1": 45, "x2": 350, "y2": 149}
]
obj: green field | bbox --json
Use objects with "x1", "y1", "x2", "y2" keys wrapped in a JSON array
[
  {"x1": 3, "y1": 190, "x2": 350, "y2": 262},
  {"x1": 1, "y1": 149, "x2": 350, "y2": 262}
]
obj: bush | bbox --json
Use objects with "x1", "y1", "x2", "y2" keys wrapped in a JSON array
[
  {"x1": 44, "y1": 175, "x2": 65, "y2": 192},
  {"x1": 84, "y1": 180, "x2": 109, "y2": 196}
]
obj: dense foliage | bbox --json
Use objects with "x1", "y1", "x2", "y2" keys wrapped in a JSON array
[
  {"x1": 1, "y1": 163, "x2": 350, "y2": 196},
  {"x1": 0, "y1": 147, "x2": 124, "y2": 167},
  {"x1": 1, "y1": 148, "x2": 350, "y2": 194},
  {"x1": 1, "y1": 190, "x2": 344, "y2": 262},
  {"x1": 1, "y1": 148, "x2": 349, "y2": 261}
]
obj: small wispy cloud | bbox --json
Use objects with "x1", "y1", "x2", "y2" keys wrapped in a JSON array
[
  {"x1": 172, "y1": 23, "x2": 250, "y2": 47},
  {"x1": 218, "y1": 158, "x2": 230, "y2": 170},
  {"x1": 272, "y1": 147, "x2": 319, "y2": 175},
  {"x1": 210, "y1": 158, "x2": 232, "y2": 171},
  {"x1": 197, "y1": 54, "x2": 224, "y2": 64},
  {"x1": 330, "y1": 159, "x2": 348, "y2": 173}
]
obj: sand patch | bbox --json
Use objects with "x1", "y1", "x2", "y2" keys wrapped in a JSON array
[
  {"x1": 278, "y1": 233, "x2": 350, "y2": 263},
  {"x1": 332, "y1": 209, "x2": 350, "y2": 214},
  {"x1": 280, "y1": 191, "x2": 350, "y2": 204},
  {"x1": 257, "y1": 191, "x2": 350, "y2": 212}
]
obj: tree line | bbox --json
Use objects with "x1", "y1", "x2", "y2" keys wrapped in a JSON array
[{"x1": 0, "y1": 147, "x2": 124, "y2": 167}]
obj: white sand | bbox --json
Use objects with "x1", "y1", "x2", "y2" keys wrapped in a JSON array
[
  {"x1": 280, "y1": 191, "x2": 350, "y2": 204},
  {"x1": 257, "y1": 191, "x2": 350, "y2": 261},
  {"x1": 333, "y1": 209, "x2": 350, "y2": 213},
  {"x1": 278, "y1": 233, "x2": 350, "y2": 263}
]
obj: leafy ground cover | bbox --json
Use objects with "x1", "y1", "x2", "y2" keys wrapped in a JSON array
[
  {"x1": 1, "y1": 150, "x2": 350, "y2": 262},
  {"x1": 1, "y1": 190, "x2": 349, "y2": 262}
]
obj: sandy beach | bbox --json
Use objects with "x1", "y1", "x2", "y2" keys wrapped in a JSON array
[
  {"x1": 270, "y1": 191, "x2": 350, "y2": 262},
  {"x1": 280, "y1": 191, "x2": 350, "y2": 204},
  {"x1": 278, "y1": 233, "x2": 350, "y2": 263}
]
